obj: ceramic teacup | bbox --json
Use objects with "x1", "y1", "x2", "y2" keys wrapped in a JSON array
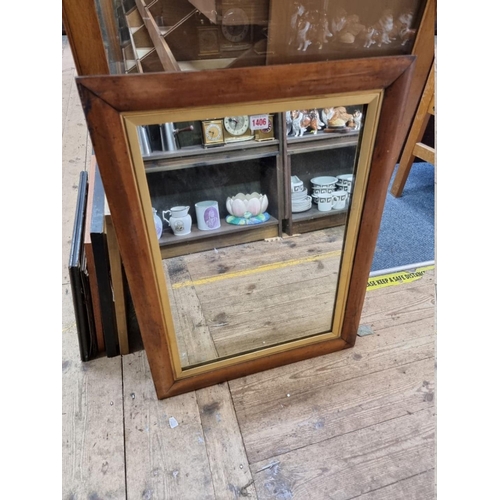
[
  {"x1": 332, "y1": 191, "x2": 348, "y2": 210},
  {"x1": 312, "y1": 186, "x2": 336, "y2": 196},
  {"x1": 336, "y1": 174, "x2": 354, "y2": 193},
  {"x1": 317, "y1": 196, "x2": 333, "y2": 212}
]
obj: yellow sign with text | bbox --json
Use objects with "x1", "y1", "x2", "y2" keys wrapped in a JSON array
[{"x1": 366, "y1": 264, "x2": 435, "y2": 291}]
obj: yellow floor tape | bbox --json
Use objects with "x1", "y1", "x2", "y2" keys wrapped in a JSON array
[
  {"x1": 170, "y1": 253, "x2": 433, "y2": 293},
  {"x1": 171, "y1": 250, "x2": 342, "y2": 289},
  {"x1": 366, "y1": 264, "x2": 435, "y2": 292}
]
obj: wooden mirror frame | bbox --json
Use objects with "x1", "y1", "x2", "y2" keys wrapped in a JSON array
[
  {"x1": 122, "y1": 91, "x2": 382, "y2": 375},
  {"x1": 77, "y1": 55, "x2": 415, "y2": 399}
]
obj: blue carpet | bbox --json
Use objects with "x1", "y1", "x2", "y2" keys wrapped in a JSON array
[{"x1": 371, "y1": 162, "x2": 435, "y2": 272}]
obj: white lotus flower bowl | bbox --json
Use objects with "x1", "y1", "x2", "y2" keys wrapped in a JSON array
[{"x1": 226, "y1": 192, "x2": 269, "y2": 217}]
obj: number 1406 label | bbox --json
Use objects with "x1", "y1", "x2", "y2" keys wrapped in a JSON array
[{"x1": 249, "y1": 114, "x2": 269, "y2": 131}]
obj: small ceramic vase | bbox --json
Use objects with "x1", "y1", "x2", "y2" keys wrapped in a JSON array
[{"x1": 152, "y1": 208, "x2": 163, "y2": 239}]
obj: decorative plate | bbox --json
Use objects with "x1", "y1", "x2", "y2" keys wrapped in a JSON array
[{"x1": 292, "y1": 203, "x2": 312, "y2": 213}]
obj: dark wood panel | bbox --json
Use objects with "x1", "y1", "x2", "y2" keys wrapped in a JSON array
[
  {"x1": 62, "y1": 0, "x2": 109, "y2": 76},
  {"x1": 77, "y1": 56, "x2": 414, "y2": 111},
  {"x1": 90, "y1": 167, "x2": 120, "y2": 357},
  {"x1": 288, "y1": 211, "x2": 347, "y2": 236},
  {"x1": 341, "y1": 55, "x2": 416, "y2": 346}
]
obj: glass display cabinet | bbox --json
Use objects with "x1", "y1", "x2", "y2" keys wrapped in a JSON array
[
  {"x1": 64, "y1": 0, "x2": 434, "y2": 399},
  {"x1": 87, "y1": 0, "x2": 429, "y2": 72}
]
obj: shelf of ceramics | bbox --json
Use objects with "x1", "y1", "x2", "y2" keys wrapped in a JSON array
[
  {"x1": 158, "y1": 215, "x2": 280, "y2": 258},
  {"x1": 159, "y1": 214, "x2": 279, "y2": 246},
  {"x1": 143, "y1": 141, "x2": 280, "y2": 172}
]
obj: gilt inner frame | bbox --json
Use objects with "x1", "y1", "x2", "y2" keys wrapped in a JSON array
[{"x1": 122, "y1": 92, "x2": 382, "y2": 379}]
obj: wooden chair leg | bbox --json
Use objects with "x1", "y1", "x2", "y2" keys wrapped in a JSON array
[
  {"x1": 390, "y1": 61, "x2": 435, "y2": 198},
  {"x1": 390, "y1": 113, "x2": 432, "y2": 197}
]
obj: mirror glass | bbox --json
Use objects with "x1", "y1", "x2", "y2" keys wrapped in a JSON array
[
  {"x1": 95, "y1": 0, "x2": 425, "y2": 74},
  {"x1": 124, "y1": 94, "x2": 381, "y2": 373}
]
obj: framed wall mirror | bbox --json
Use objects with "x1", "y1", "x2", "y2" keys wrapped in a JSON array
[{"x1": 77, "y1": 55, "x2": 415, "y2": 398}]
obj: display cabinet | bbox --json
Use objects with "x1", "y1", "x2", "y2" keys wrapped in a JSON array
[
  {"x1": 63, "y1": 0, "x2": 434, "y2": 399},
  {"x1": 64, "y1": 0, "x2": 434, "y2": 153},
  {"x1": 135, "y1": 109, "x2": 367, "y2": 258},
  {"x1": 86, "y1": 0, "x2": 431, "y2": 72},
  {"x1": 141, "y1": 115, "x2": 282, "y2": 258},
  {"x1": 282, "y1": 116, "x2": 361, "y2": 236}
]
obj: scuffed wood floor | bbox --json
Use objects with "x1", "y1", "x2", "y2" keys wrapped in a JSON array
[
  {"x1": 164, "y1": 226, "x2": 344, "y2": 368},
  {"x1": 62, "y1": 37, "x2": 436, "y2": 499}
]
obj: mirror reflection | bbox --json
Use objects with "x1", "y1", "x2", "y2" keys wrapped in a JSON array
[
  {"x1": 97, "y1": 0, "x2": 425, "y2": 73},
  {"x1": 132, "y1": 100, "x2": 373, "y2": 370}
]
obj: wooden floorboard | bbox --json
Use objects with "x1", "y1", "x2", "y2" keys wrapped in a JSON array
[
  {"x1": 249, "y1": 408, "x2": 435, "y2": 499},
  {"x1": 122, "y1": 351, "x2": 216, "y2": 500},
  {"x1": 352, "y1": 469, "x2": 435, "y2": 500},
  {"x1": 62, "y1": 36, "x2": 126, "y2": 500},
  {"x1": 62, "y1": 37, "x2": 436, "y2": 499},
  {"x1": 230, "y1": 345, "x2": 435, "y2": 464},
  {"x1": 62, "y1": 288, "x2": 126, "y2": 499},
  {"x1": 196, "y1": 383, "x2": 257, "y2": 499}
]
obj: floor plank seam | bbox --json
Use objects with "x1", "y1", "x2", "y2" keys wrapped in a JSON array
[
  {"x1": 227, "y1": 383, "x2": 256, "y2": 485},
  {"x1": 237, "y1": 352, "x2": 436, "y2": 407},
  {"x1": 231, "y1": 351, "x2": 435, "y2": 419},
  {"x1": 190, "y1": 265, "x2": 223, "y2": 360},
  {"x1": 194, "y1": 390, "x2": 222, "y2": 498},
  {"x1": 249, "y1": 405, "x2": 435, "y2": 466},
  {"x1": 346, "y1": 467, "x2": 435, "y2": 500},
  {"x1": 362, "y1": 315, "x2": 435, "y2": 329},
  {"x1": 120, "y1": 357, "x2": 129, "y2": 500}
]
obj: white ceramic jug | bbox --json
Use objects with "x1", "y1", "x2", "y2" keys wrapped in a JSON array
[{"x1": 162, "y1": 206, "x2": 192, "y2": 236}]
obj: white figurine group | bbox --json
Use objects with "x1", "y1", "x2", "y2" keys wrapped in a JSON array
[
  {"x1": 286, "y1": 109, "x2": 325, "y2": 137},
  {"x1": 286, "y1": 107, "x2": 363, "y2": 137},
  {"x1": 288, "y1": 4, "x2": 416, "y2": 52}
]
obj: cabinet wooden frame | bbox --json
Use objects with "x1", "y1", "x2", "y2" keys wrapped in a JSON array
[{"x1": 76, "y1": 55, "x2": 415, "y2": 399}]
